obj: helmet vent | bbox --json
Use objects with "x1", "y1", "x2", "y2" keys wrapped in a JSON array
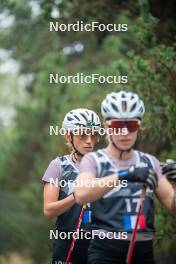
[
  {"x1": 122, "y1": 101, "x2": 127, "y2": 112},
  {"x1": 67, "y1": 117, "x2": 74, "y2": 121},
  {"x1": 111, "y1": 103, "x2": 119, "y2": 112},
  {"x1": 139, "y1": 106, "x2": 143, "y2": 113},
  {"x1": 80, "y1": 112, "x2": 88, "y2": 121},
  {"x1": 103, "y1": 107, "x2": 108, "y2": 113},
  {"x1": 130, "y1": 102, "x2": 137, "y2": 112},
  {"x1": 74, "y1": 115, "x2": 80, "y2": 121}
]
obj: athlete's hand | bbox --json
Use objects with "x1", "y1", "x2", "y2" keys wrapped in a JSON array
[
  {"x1": 118, "y1": 166, "x2": 158, "y2": 190},
  {"x1": 162, "y1": 159, "x2": 176, "y2": 181}
]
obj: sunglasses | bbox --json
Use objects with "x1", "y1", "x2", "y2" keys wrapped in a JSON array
[
  {"x1": 73, "y1": 129, "x2": 100, "y2": 141},
  {"x1": 109, "y1": 120, "x2": 141, "y2": 133},
  {"x1": 78, "y1": 132, "x2": 99, "y2": 140}
]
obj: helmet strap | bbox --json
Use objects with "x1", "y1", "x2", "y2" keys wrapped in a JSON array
[
  {"x1": 110, "y1": 135, "x2": 133, "y2": 160},
  {"x1": 70, "y1": 134, "x2": 84, "y2": 161}
]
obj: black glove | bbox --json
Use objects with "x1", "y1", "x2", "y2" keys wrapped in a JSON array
[
  {"x1": 118, "y1": 166, "x2": 158, "y2": 190},
  {"x1": 162, "y1": 159, "x2": 176, "y2": 180}
]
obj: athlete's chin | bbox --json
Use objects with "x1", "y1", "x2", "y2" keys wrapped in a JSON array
[
  {"x1": 118, "y1": 142, "x2": 134, "y2": 151},
  {"x1": 82, "y1": 147, "x2": 93, "y2": 154}
]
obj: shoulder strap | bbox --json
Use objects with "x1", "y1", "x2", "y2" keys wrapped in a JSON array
[{"x1": 136, "y1": 151, "x2": 155, "y2": 170}]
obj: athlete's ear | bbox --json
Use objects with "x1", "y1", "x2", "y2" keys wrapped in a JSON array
[
  {"x1": 139, "y1": 122, "x2": 146, "y2": 131},
  {"x1": 135, "y1": 119, "x2": 144, "y2": 131},
  {"x1": 64, "y1": 132, "x2": 72, "y2": 143}
]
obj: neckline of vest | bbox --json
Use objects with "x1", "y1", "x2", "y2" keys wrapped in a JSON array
[
  {"x1": 64, "y1": 155, "x2": 80, "y2": 171},
  {"x1": 100, "y1": 148, "x2": 137, "y2": 163}
]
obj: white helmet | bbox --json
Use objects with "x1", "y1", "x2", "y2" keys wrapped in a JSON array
[
  {"x1": 62, "y1": 108, "x2": 101, "y2": 132},
  {"x1": 101, "y1": 91, "x2": 145, "y2": 119}
]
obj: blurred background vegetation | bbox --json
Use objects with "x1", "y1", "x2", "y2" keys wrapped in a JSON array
[{"x1": 0, "y1": 0, "x2": 176, "y2": 263}]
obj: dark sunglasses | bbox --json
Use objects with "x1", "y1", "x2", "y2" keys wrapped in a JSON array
[{"x1": 109, "y1": 120, "x2": 141, "y2": 133}]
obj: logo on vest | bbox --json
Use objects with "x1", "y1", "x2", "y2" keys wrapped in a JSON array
[{"x1": 124, "y1": 215, "x2": 146, "y2": 231}]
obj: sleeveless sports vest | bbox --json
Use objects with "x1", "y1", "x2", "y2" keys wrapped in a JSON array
[
  {"x1": 90, "y1": 150, "x2": 155, "y2": 233},
  {"x1": 55, "y1": 155, "x2": 91, "y2": 231}
]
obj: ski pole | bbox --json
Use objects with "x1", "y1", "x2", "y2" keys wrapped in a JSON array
[
  {"x1": 65, "y1": 204, "x2": 87, "y2": 264},
  {"x1": 126, "y1": 185, "x2": 147, "y2": 264}
]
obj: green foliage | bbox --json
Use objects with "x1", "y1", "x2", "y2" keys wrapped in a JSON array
[{"x1": 154, "y1": 198, "x2": 176, "y2": 264}]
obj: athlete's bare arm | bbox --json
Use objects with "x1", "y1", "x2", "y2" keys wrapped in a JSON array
[
  {"x1": 156, "y1": 177, "x2": 176, "y2": 214},
  {"x1": 74, "y1": 171, "x2": 120, "y2": 204},
  {"x1": 43, "y1": 182, "x2": 75, "y2": 220}
]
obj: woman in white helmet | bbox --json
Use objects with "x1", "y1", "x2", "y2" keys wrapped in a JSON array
[
  {"x1": 42, "y1": 108, "x2": 101, "y2": 264},
  {"x1": 75, "y1": 91, "x2": 176, "y2": 264}
]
